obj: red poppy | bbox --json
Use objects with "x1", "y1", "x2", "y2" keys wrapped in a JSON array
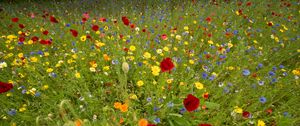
[
  {"x1": 40, "y1": 39, "x2": 52, "y2": 45},
  {"x1": 142, "y1": 29, "x2": 146, "y2": 32},
  {"x1": 242, "y1": 111, "x2": 250, "y2": 118},
  {"x1": 70, "y1": 29, "x2": 78, "y2": 37},
  {"x1": 19, "y1": 24, "x2": 25, "y2": 29},
  {"x1": 205, "y1": 17, "x2": 212, "y2": 22},
  {"x1": 198, "y1": 124, "x2": 212, "y2": 126},
  {"x1": 0, "y1": 82, "x2": 13, "y2": 94},
  {"x1": 43, "y1": 30, "x2": 49, "y2": 35},
  {"x1": 92, "y1": 25, "x2": 99, "y2": 31},
  {"x1": 183, "y1": 94, "x2": 200, "y2": 112},
  {"x1": 122, "y1": 16, "x2": 130, "y2": 26},
  {"x1": 160, "y1": 57, "x2": 174, "y2": 72},
  {"x1": 50, "y1": 16, "x2": 58, "y2": 23},
  {"x1": 11, "y1": 17, "x2": 19, "y2": 22},
  {"x1": 147, "y1": 124, "x2": 157, "y2": 126}
]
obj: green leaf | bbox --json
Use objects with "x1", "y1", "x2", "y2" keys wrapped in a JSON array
[{"x1": 205, "y1": 101, "x2": 220, "y2": 110}]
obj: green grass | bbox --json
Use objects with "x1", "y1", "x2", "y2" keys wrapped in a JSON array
[{"x1": 0, "y1": 0, "x2": 299, "y2": 126}]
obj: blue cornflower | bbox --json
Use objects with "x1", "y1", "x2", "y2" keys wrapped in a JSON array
[
  {"x1": 243, "y1": 69, "x2": 251, "y2": 76},
  {"x1": 259, "y1": 97, "x2": 267, "y2": 103},
  {"x1": 7, "y1": 109, "x2": 17, "y2": 116}
]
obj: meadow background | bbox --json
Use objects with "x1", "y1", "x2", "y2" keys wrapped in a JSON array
[{"x1": 0, "y1": 0, "x2": 299, "y2": 126}]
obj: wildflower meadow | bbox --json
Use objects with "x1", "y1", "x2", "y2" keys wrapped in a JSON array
[{"x1": 0, "y1": 0, "x2": 300, "y2": 126}]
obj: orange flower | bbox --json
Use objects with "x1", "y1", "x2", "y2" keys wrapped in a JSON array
[
  {"x1": 138, "y1": 119, "x2": 148, "y2": 126},
  {"x1": 119, "y1": 117, "x2": 124, "y2": 124},
  {"x1": 103, "y1": 54, "x2": 111, "y2": 61},
  {"x1": 75, "y1": 119, "x2": 82, "y2": 126},
  {"x1": 120, "y1": 104, "x2": 128, "y2": 112},
  {"x1": 114, "y1": 102, "x2": 122, "y2": 109}
]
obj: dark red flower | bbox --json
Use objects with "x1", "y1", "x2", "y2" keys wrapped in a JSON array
[
  {"x1": 147, "y1": 124, "x2": 157, "y2": 126},
  {"x1": 183, "y1": 94, "x2": 200, "y2": 112},
  {"x1": 199, "y1": 124, "x2": 212, "y2": 126},
  {"x1": 19, "y1": 24, "x2": 25, "y2": 29},
  {"x1": 122, "y1": 16, "x2": 130, "y2": 26},
  {"x1": 82, "y1": 18, "x2": 87, "y2": 22},
  {"x1": 50, "y1": 16, "x2": 58, "y2": 23},
  {"x1": 43, "y1": 30, "x2": 49, "y2": 35},
  {"x1": 242, "y1": 111, "x2": 250, "y2": 118},
  {"x1": 40, "y1": 39, "x2": 52, "y2": 45},
  {"x1": 31, "y1": 36, "x2": 39, "y2": 42},
  {"x1": 246, "y1": 2, "x2": 252, "y2": 6},
  {"x1": 19, "y1": 37, "x2": 25, "y2": 42},
  {"x1": 160, "y1": 57, "x2": 174, "y2": 72},
  {"x1": 142, "y1": 29, "x2": 146, "y2": 32},
  {"x1": 70, "y1": 29, "x2": 78, "y2": 37},
  {"x1": 92, "y1": 25, "x2": 99, "y2": 31},
  {"x1": 12, "y1": 18, "x2": 19, "y2": 22},
  {"x1": 0, "y1": 82, "x2": 13, "y2": 94},
  {"x1": 205, "y1": 17, "x2": 212, "y2": 22}
]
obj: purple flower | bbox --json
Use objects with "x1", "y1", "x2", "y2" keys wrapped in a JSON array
[{"x1": 259, "y1": 96, "x2": 267, "y2": 103}]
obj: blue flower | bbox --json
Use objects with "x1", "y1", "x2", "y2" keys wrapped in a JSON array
[
  {"x1": 269, "y1": 71, "x2": 275, "y2": 76},
  {"x1": 154, "y1": 118, "x2": 161, "y2": 124},
  {"x1": 146, "y1": 97, "x2": 152, "y2": 102},
  {"x1": 167, "y1": 102, "x2": 174, "y2": 107},
  {"x1": 259, "y1": 96, "x2": 267, "y2": 103},
  {"x1": 242, "y1": 69, "x2": 251, "y2": 76},
  {"x1": 7, "y1": 109, "x2": 17, "y2": 116}
]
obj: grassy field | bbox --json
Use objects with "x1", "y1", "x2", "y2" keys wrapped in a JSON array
[{"x1": 0, "y1": 0, "x2": 299, "y2": 126}]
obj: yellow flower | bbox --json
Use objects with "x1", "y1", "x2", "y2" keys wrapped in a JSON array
[
  {"x1": 163, "y1": 46, "x2": 169, "y2": 52},
  {"x1": 167, "y1": 79, "x2": 173, "y2": 84},
  {"x1": 46, "y1": 68, "x2": 53, "y2": 73},
  {"x1": 129, "y1": 94, "x2": 138, "y2": 100},
  {"x1": 234, "y1": 106, "x2": 243, "y2": 114},
  {"x1": 184, "y1": 41, "x2": 189, "y2": 45},
  {"x1": 257, "y1": 120, "x2": 265, "y2": 126},
  {"x1": 292, "y1": 69, "x2": 300, "y2": 76},
  {"x1": 156, "y1": 49, "x2": 163, "y2": 54},
  {"x1": 175, "y1": 35, "x2": 182, "y2": 40},
  {"x1": 75, "y1": 72, "x2": 81, "y2": 78},
  {"x1": 208, "y1": 40, "x2": 214, "y2": 44},
  {"x1": 18, "y1": 53, "x2": 23, "y2": 58},
  {"x1": 137, "y1": 80, "x2": 144, "y2": 87},
  {"x1": 138, "y1": 119, "x2": 148, "y2": 126},
  {"x1": 129, "y1": 45, "x2": 136, "y2": 51},
  {"x1": 103, "y1": 66, "x2": 110, "y2": 71},
  {"x1": 143, "y1": 52, "x2": 151, "y2": 59},
  {"x1": 80, "y1": 36, "x2": 87, "y2": 41},
  {"x1": 189, "y1": 59, "x2": 195, "y2": 64},
  {"x1": 184, "y1": 26, "x2": 189, "y2": 31},
  {"x1": 90, "y1": 67, "x2": 96, "y2": 72},
  {"x1": 42, "y1": 85, "x2": 49, "y2": 90},
  {"x1": 180, "y1": 82, "x2": 185, "y2": 86},
  {"x1": 151, "y1": 66, "x2": 161, "y2": 76},
  {"x1": 195, "y1": 82, "x2": 204, "y2": 89}
]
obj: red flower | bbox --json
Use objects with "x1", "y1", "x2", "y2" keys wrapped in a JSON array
[
  {"x1": 199, "y1": 124, "x2": 212, "y2": 126},
  {"x1": 12, "y1": 18, "x2": 19, "y2": 22},
  {"x1": 19, "y1": 37, "x2": 25, "y2": 42},
  {"x1": 82, "y1": 18, "x2": 87, "y2": 22},
  {"x1": 246, "y1": 2, "x2": 252, "y2": 6},
  {"x1": 142, "y1": 29, "x2": 146, "y2": 32},
  {"x1": 0, "y1": 82, "x2": 13, "y2": 94},
  {"x1": 50, "y1": 16, "x2": 58, "y2": 23},
  {"x1": 92, "y1": 25, "x2": 99, "y2": 31},
  {"x1": 161, "y1": 34, "x2": 167, "y2": 40},
  {"x1": 19, "y1": 24, "x2": 25, "y2": 29},
  {"x1": 43, "y1": 30, "x2": 49, "y2": 35},
  {"x1": 31, "y1": 36, "x2": 39, "y2": 42},
  {"x1": 70, "y1": 29, "x2": 78, "y2": 37},
  {"x1": 242, "y1": 111, "x2": 250, "y2": 118},
  {"x1": 40, "y1": 39, "x2": 52, "y2": 45},
  {"x1": 183, "y1": 94, "x2": 200, "y2": 112},
  {"x1": 122, "y1": 16, "x2": 130, "y2": 26},
  {"x1": 160, "y1": 57, "x2": 174, "y2": 72},
  {"x1": 205, "y1": 17, "x2": 212, "y2": 22},
  {"x1": 130, "y1": 24, "x2": 135, "y2": 28},
  {"x1": 99, "y1": 17, "x2": 106, "y2": 22},
  {"x1": 147, "y1": 124, "x2": 157, "y2": 126}
]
